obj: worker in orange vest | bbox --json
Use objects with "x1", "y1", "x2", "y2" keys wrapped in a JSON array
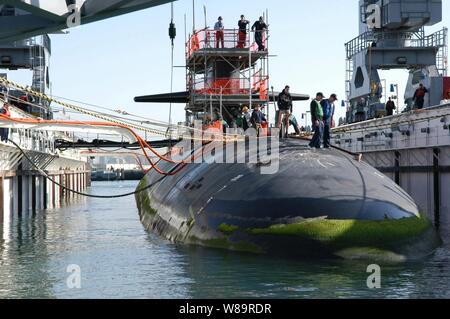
[{"x1": 413, "y1": 83, "x2": 429, "y2": 109}]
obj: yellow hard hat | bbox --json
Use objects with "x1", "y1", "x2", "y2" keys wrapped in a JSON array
[{"x1": 242, "y1": 106, "x2": 249, "y2": 112}]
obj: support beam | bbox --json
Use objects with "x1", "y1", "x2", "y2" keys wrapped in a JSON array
[
  {"x1": 55, "y1": 139, "x2": 179, "y2": 149},
  {"x1": 17, "y1": 171, "x2": 22, "y2": 215},
  {"x1": 31, "y1": 175, "x2": 36, "y2": 211},
  {"x1": 3, "y1": 0, "x2": 69, "y2": 21},
  {"x1": 0, "y1": 15, "x2": 58, "y2": 36},
  {"x1": 0, "y1": 176, "x2": 4, "y2": 223},
  {"x1": 433, "y1": 148, "x2": 441, "y2": 229},
  {"x1": 0, "y1": 0, "x2": 177, "y2": 44},
  {"x1": 0, "y1": 118, "x2": 139, "y2": 143},
  {"x1": 394, "y1": 151, "x2": 401, "y2": 185}
]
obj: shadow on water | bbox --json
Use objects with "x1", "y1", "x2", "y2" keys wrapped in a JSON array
[
  {"x1": 171, "y1": 243, "x2": 450, "y2": 299},
  {"x1": 1, "y1": 181, "x2": 450, "y2": 299}
]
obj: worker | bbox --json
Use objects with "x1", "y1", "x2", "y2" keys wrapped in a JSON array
[
  {"x1": 0, "y1": 85, "x2": 6, "y2": 99},
  {"x1": 204, "y1": 114, "x2": 213, "y2": 127},
  {"x1": 441, "y1": 90, "x2": 450, "y2": 105},
  {"x1": 251, "y1": 16, "x2": 268, "y2": 51},
  {"x1": 321, "y1": 94, "x2": 337, "y2": 149},
  {"x1": 413, "y1": 83, "x2": 429, "y2": 110},
  {"x1": 233, "y1": 109, "x2": 243, "y2": 129},
  {"x1": 250, "y1": 105, "x2": 267, "y2": 137},
  {"x1": 0, "y1": 103, "x2": 10, "y2": 142},
  {"x1": 309, "y1": 93, "x2": 324, "y2": 149},
  {"x1": 277, "y1": 85, "x2": 293, "y2": 138},
  {"x1": 221, "y1": 118, "x2": 229, "y2": 134},
  {"x1": 355, "y1": 97, "x2": 366, "y2": 122},
  {"x1": 214, "y1": 16, "x2": 225, "y2": 49},
  {"x1": 18, "y1": 94, "x2": 31, "y2": 113},
  {"x1": 386, "y1": 97, "x2": 396, "y2": 116},
  {"x1": 242, "y1": 106, "x2": 252, "y2": 131},
  {"x1": 237, "y1": 15, "x2": 250, "y2": 48},
  {"x1": 289, "y1": 114, "x2": 301, "y2": 136}
]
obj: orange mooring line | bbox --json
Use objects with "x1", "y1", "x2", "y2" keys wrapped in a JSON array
[{"x1": 0, "y1": 113, "x2": 198, "y2": 176}]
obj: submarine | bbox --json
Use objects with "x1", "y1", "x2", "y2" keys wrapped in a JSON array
[{"x1": 134, "y1": 26, "x2": 441, "y2": 261}]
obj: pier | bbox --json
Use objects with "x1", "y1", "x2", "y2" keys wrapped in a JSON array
[
  {"x1": 0, "y1": 104, "x2": 90, "y2": 223},
  {"x1": 333, "y1": 104, "x2": 450, "y2": 231}
]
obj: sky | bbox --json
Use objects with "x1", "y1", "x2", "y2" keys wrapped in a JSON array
[{"x1": 5, "y1": 0, "x2": 450, "y2": 131}]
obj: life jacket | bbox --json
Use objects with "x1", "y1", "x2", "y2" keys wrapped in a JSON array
[
  {"x1": 191, "y1": 33, "x2": 200, "y2": 53},
  {"x1": 415, "y1": 88, "x2": 426, "y2": 98}
]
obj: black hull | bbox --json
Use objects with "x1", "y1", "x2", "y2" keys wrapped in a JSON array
[{"x1": 136, "y1": 139, "x2": 441, "y2": 261}]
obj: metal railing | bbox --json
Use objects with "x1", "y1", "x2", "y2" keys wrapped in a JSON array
[
  {"x1": 410, "y1": 27, "x2": 447, "y2": 49},
  {"x1": 1, "y1": 101, "x2": 56, "y2": 154},
  {"x1": 346, "y1": 27, "x2": 448, "y2": 59},
  {"x1": 186, "y1": 28, "x2": 268, "y2": 58},
  {"x1": 191, "y1": 75, "x2": 269, "y2": 99},
  {"x1": 345, "y1": 31, "x2": 375, "y2": 59}
]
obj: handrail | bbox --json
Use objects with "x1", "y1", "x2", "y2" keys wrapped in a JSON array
[
  {"x1": 1, "y1": 100, "x2": 57, "y2": 154},
  {"x1": 186, "y1": 28, "x2": 268, "y2": 58},
  {"x1": 345, "y1": 27, "x2": 448, "y2": 59},
  {"x1": 191, "y1": 76, "x2": 269, "y2": 98}
]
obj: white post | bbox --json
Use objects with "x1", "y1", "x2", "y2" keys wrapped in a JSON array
[
  {"x1": 220, "y1": 87, "x2": 223, "y2": 120},
  {"x1": 210, "y1": 93, "x2": 213, "y2": 119}
]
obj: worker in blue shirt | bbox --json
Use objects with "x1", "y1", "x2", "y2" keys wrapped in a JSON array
[
  {"x1": 321, "y1": 94, "x2": 337, "y2": 148},
  {"x1": 250, "y1": 105, "x2": 267, "y2": 137}
]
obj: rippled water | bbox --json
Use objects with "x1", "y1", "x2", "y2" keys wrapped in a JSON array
[{"x1": 1, "y1": 181, "x2": 450, "y2": 299}]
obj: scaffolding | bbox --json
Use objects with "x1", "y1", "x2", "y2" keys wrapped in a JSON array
[
  {"x1": 0, "y1": 35, "x2": 51, "y2": 118},
  {"x1": 29, "y1": 35, "x2": 51, "y2": 117},
  {"x1": 185, "y1": 27, "x2": 270, "y2": 125}
]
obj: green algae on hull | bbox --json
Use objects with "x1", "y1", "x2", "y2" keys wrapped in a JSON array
[
  {"x1": 218, "y1": 223, "x2": 240, "y2": 235},
  {"x1": 334, "y1": 247, "x2": 408, "y2": 263},
  {"x1": 136, "y1": 175, "x2": 440, "y2": 260},
  {"x1": 189, "y1": 237, "x2": 263, "y2": 254},
  {"x1": 246, "y1": 217, "x2": 432, "y2": 246},
  {"x1": 135, "y1": 177, "x2": 157, "y2": 216}
]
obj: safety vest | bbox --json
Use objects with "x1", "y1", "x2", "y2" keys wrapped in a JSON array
[{"x1": 415, "y1": 88, "x2": 426, "y2": 98}]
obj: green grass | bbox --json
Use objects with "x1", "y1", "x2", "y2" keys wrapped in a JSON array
[{"x1": 246, "y1": 217, "x2": 432, "y2": 247}]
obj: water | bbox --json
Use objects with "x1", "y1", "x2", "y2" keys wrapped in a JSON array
[{"x1": 1, "y1": 181, "x2": 450, "y2": 299}]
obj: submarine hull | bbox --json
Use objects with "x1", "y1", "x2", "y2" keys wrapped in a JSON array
[{"x1": 136, "y1": 139, "x2": 440, "y2": 261}]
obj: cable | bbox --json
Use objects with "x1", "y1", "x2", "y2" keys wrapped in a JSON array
[
  {"x1": 7, "y1": 137, "x2": 170, "y2": 199},
  {"x1": 168, "y1": 2, "x2": 175, "y2": 141},
  {"x1": 0, "y1": 113, "x2": 186, "y2": 176}
]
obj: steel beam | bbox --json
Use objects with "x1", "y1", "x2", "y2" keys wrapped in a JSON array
[
  {"x1": 0, "y1": 0, "x2": 177, "y2": 44},
  {"x1": 2, "y1": 0, "x2": 68, "y2": 21},
  {"x1": 0, "y1": 118, "x2": 139, "y2": 142},
  {"x1": 55, "y1": 139, "x2": 180, "y2": 149}
]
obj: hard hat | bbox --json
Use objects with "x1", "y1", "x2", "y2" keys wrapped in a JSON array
[{"x1": 242, "y1": 106, "x2": 249, "y2": 112}]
